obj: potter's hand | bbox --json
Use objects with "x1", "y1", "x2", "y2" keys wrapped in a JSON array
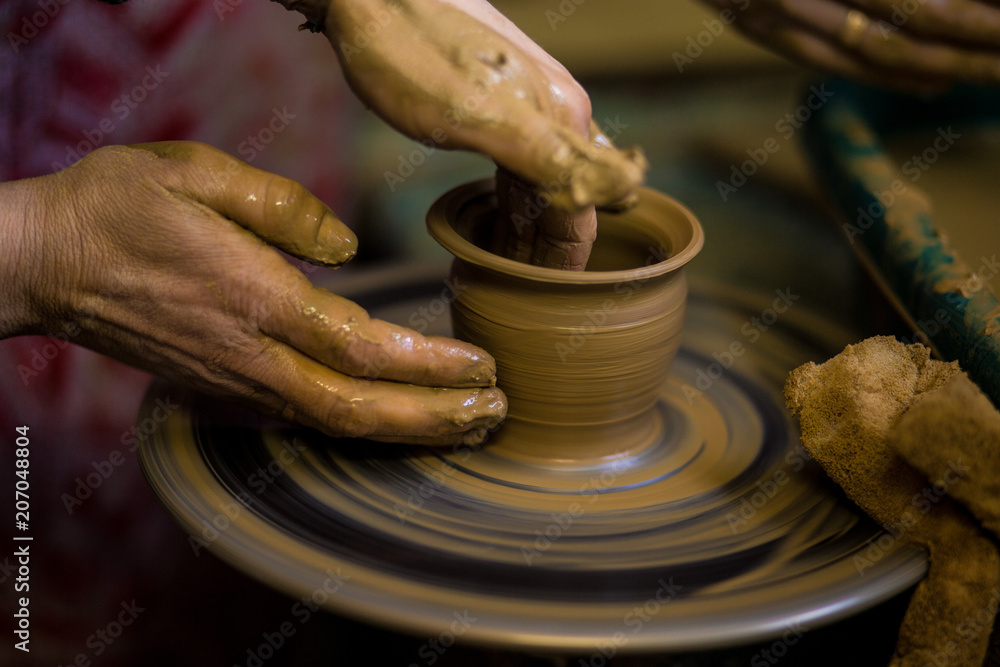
[
  {"x1": 0, "y1": 142, "x2": 506, "y2": 445},
  {"x1": 703, "y1": 0, "x2": 1000, "y2": 91},
  {"x1": 280, "y1": 0, "x2": 648, "y2": 270},
  {"x1": 318, "y1": 0, "x2": 647, "y2": 211}
]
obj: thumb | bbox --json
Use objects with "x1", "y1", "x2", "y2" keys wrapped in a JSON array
[{"x1": 140, "y1": 141, "x2": 358, "y2": 268}]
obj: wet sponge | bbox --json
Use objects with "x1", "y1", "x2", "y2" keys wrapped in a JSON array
[{"x1": 785, "y1": 336, "x2": 1000, "y2": 667}]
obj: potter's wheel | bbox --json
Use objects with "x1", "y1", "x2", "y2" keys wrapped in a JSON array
[{"x1": 138, "y1": 272, "x2": 927, "y2": 653}]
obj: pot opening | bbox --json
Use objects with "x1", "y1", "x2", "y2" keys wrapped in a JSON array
[
  {"x1": 456, "y1": 194, "x2": 670, "y2": 272},
  {"x1": 428, "y1": 179, "x2": 704, "y2": 285}
]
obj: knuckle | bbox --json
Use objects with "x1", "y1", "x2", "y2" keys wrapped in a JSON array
[
  {"x1": 316, "y1": 390, "x2": 373, "y2": 437},
  {"x1": 860, "y1": 33, "x2": 906, "y2": 67},
  {"x1": 175, "y1": 140, "x2": 215, "y2": 161},
  {"x1": 325, "y1": 308, "x2": 384, "y2": 375},
  {"x1": 562, "y1": 81, "x2": 592, "y2": 124},
  {"x1": 205, "y1": 332, "x2": 267, "y2": 378},
  {"x1": 336, "y1": 332, "x2": 384, "y2": 377},
  {"x1": 261, "y1": 174, "x2": 313, "y2": 222}
]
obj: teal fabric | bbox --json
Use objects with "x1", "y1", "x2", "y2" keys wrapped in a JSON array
[{"x1": 804, "y1": 80, "x2": 1000, "y2": 406}]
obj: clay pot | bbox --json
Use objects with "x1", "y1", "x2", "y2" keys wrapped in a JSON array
[{"x1": 426, "y1": 179, "x2": 703, "y2": 462}]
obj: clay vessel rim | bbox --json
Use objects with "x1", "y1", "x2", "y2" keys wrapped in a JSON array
[{"x1": 426, "y1": 179, "x2": 705, "y2": 285}]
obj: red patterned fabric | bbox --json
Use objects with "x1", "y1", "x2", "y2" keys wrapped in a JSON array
[{"x1": 0, "y1": 1, "x2": 359, "y2": 663}]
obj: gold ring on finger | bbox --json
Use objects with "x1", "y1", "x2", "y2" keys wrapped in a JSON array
[{"x1": 840, "y1": 9, "x2": 870, "y2": 49}]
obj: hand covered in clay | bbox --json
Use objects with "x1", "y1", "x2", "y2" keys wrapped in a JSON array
[
  {"x1": 702, "y1": 0, "x2": 1000, "y2": 92},
  {"x1": 785, "y1": 336, "x2": 1000, "y2": 667},
  {"x1": 0, "y1": 142, "x2": 506, "y2": 445},
  {"x1": 282, "y1": 0, "x2": 648, "y2": 269}
]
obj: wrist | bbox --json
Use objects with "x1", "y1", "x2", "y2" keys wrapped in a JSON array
[{"x1": 0, "y1": 178, "x2": 48, "y2": 339}]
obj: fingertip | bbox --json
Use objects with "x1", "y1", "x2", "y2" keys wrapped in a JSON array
[
  {"x1": 313, "y1": 211, "x2": 358, "y2": 267},
  {"x1": 571, "y1": 145, "x2": 649, "y2": 208},
  {"x1": 462, "y1": 427, "x2": 488, "y2": 446},
  {"x1": 477, "y1": 387, "x2": 508, "y2": 435},
  {"x1": 446, "y1": 384, "x2": 507, "y2": 428},
  {"x1": 427, "y1": 335, "x2": 497, "y2": 387},
  {"x1": 514, "y1": 127, "x2": 647, "y2": 210}
]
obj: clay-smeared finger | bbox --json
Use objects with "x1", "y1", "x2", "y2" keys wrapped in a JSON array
[
  {"x1": 261, "y1": 281, "x2": 497, "y2": 388},
  {"x1": 211, "y1": 173, "x2": 358, "y2": 268},
  {"x1": 254, "y1": 342, "x2": 507, "y2": 443},
  {"x1": 493, "y1": 167, "x2": 597, "y2": 270},
  {"x1": 460, "y1": 107, "x2": 648, "y2": 211},
  {"x1": 589, "y1": 120, "x2": 640, "y2": 211},
  {"x1": 139, "y1": 141, "x2": 359, "y2": 268}
]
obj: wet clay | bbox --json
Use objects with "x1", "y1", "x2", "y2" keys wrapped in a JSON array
[
  {"x1": 427, "y1": 179, "x2": 703, "y2": 463},
  {"x1": 785, "y1": 336, "x2": 1000, "y2": 667}
]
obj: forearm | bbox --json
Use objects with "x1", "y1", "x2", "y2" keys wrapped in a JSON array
[{"x1": 0, "y1": 178, "x2": 46, "y2": 340}]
